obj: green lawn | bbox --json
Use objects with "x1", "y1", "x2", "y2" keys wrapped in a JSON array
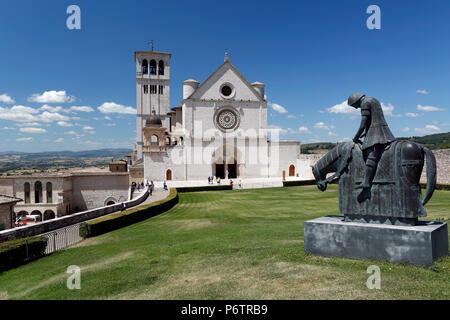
[{"x1": 0, "y1": 185, "x2": 449, "y2": 300}]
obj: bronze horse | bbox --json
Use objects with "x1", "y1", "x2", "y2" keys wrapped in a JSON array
[{"x1": 312, "y1": 141, "x2": 436, "y2": 225}]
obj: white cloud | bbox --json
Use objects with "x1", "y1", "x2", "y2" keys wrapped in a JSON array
[
  {"x1": 287, "y1": 114, "x2": 296, "y2": 119},
  {"x1": 105, "y1": 123, "x2": 116, "y2": 127},
  {"x1": 267, "y1": 124, "x2": 297, "y2": 136},
  {"x1": 16, "y1": 122, "x2": 41, "y2": 127},
  {"x1": 55, "y1": 138, "x2": 64, "y2": 143},
  {"x1": 10, "y1": 105, "x2": 40, "y2": 114},
  {"x1": 38, "y1": 111, "x2": 70, "y2": 122},
  {"x1": 104, "y1": 115, "x2": 112, "y2": 121},
  {"x1": 57, "y1": 121, "x2": 73, "y2": 127},
  {"x1": 0, "y1": 94, "x2": 15, "y2": 104},
  {"x1": 40, "y1": 105, "x2": 64, "y2": 113},
  {"x1": 414, "y1": 125, "x2": 442, "y2": 135},
  {"x1": 19, "y1": 127, "x2": 47, "y2": 134},
  {"x1": 3, "y1": 126, "x2": 15, "y2": 130},
  {"x1": 298, "y1": 126, "x2": 311, "y2": 134},
  {"x1": 417, "y1": 104, "x2": 445, "y2": 112},
  {"x1": 405, "y1": 112, "x2": 420, "y2": 118},
  {"x1": 28, "y1": 90, "x2": 75, "y2": 103},
  {"x1": 327, "y1": 101, "x2": 358, "y2": 115},
  {"x1": 65, "y1": 131, "x2": 78, "y2": 135},
  {"x1": 16, "y1": 137, "x2": 34, "y2": 142},
  {"x1": 402, "y1": 127, "x2": 410, "y2": 132},
  {"x1": 0, "y1": 106, "x2": 38, "y2": 122},
  {"x1": 98, "y1": 102, "x2": 136, "y2": 114},
  {"x1": 327, "y1": 100, "x2": 399, "y2": 117},
  {"x1": 328, "y1": 132, "x2": 337, "y2": 136},
  {"x1": 70, "y1": 106, "x2": 94, "y2": 113},
  {"x1": 416, "y1": 89, "x2": 429, "y2": 95},
  {"x1": 268, "y1": 102, "x2": 288, "y2": 114},
  {"x1": 314, "y1": 122, "x2": 332, "y2": 130},
  {"x1": 83, "y1": 126, "x2": 95, "y2": 131}
]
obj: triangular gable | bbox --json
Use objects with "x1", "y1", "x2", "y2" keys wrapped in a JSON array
[{"x1": 186, "y1": 60, "x2": 264, "y2": 102}]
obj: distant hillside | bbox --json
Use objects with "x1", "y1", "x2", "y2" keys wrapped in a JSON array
[
  {"x1": 0, "y1": 148, "x2": 132, "y2": 159},
  {"x1": 302, "y1": 132, "x2": 450, "y2": 154},
  {"x1": 301, "y1": 142, "x2": 337, "y2": 154},
  {"x1": 0, "y1": 148, "x2": 133, "y2": 174},
  {"x1": 398, "y1": 132, "x2": 450, "y2": 150}
]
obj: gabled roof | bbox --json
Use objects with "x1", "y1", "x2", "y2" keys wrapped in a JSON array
[{"x1": 185, "y1": 59, "x2": 265, "y2": 101}]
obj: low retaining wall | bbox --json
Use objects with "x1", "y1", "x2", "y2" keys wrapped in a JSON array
[{"x1": 0, "y1": 187, "x2": 150, "y2": 243}]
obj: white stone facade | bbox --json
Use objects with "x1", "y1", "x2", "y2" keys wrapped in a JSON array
[
  {"x1": 135, "y1": 52, "x2": 303, "y2": 182},
  {"x1": 0, "y1": 172, "x2": 129, "y2": 221}
]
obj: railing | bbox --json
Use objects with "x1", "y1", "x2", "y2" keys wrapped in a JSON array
[
  {"x1": 0, "y1": 186, "x2": 150, "y2": 243},
  {"x1": 42, "y1": 224, "x2": 83, "y2": 254}
]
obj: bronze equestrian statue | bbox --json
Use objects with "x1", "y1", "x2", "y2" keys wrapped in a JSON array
[{"x1": 312, "y1": 93, "x2": 437, "y2": 226}]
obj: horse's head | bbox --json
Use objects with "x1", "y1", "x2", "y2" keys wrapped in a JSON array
[
  {"x1": 311, "y1": 142, "x2": 354, "y2": 192},
  {"x1": 311, "y1": 164, "x2": 328, "y2": 192}
]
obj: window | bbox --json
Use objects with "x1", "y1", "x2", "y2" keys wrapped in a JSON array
[
  {"x1": 151, "y1": 135, "x2": 159, "y2": 146},
  {"x1": 221, "y1": 85, "x2": 232, "y2": 97},
  {"x1": 150, "y1": 85, "x2": 157, "y2": 94},
  {"x1": 35, "y1": 181, "x2": 42, "y2": 204},
  {"x1": 24, "y1": 183, "x2": 30, "y2": 204},
  {"x1": 142, "y1": 59, "x2": 148, "y2": 74},
  {"x1": 46, "y1": 182, "x2": 52, "y2": 203},
  {"x1": 143, "y1": 85, "x2": 148, "y2": 94},
  {"x1": 158, "y1": 60, "x2": 164, "y2": 75},
  {"x1": 158, "y1": 85, "x2": 164, "y2": 94},
  {"x1": 150, "y1": 60, "x2": 157, "y2": 75}
]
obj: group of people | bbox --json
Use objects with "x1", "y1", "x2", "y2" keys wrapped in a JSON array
[
  {"x1": 208, "y1": 176, "x2": 221, "y2": 184},
  {"x1": 207, "y1": 176, "x2": 243, "y2": 188}
]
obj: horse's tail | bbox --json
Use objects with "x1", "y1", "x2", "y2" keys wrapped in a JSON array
[{"x1": 422, "y1": 147, "x2": 437, "y2": 206}]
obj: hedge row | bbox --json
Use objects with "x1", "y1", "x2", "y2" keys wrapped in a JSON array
[
  {"x1": 420, "y1": 183, "x2": 450, "y2": 191},
  {"x1": 283, "y1": 180, "x2": 316, "y2": 187},
  {"x1": 0, "y1": 236, "x2": 48, "y2": 273},
  {"x1": 176, "y1": 185, "x2": 233, "y2": 193},
  {"x1": 79, "y1": 188, "x2": 179, "y2": 238}
]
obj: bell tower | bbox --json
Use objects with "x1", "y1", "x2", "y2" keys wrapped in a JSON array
[{"x1": 135, "y1": 50, "x2": 171, "y2": 160}]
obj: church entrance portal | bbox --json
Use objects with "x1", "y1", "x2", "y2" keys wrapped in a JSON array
[
  {"x1": 227, "y1": 163, "x2": 237, "y2": 179},
  {"x1": 215, "y1": 164, "x2": 225, "y2": 179}
]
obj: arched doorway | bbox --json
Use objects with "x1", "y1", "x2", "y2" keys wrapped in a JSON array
[
  {"x1": 212, "y1": 145, "x2": 241, "y2": 179},
  {"x1": 30, "y1": 210, "x2": 42, "y2": 221},
  {"x1": 104, "y1": 197, "x2": 118, "y2": 206},
  {"x1": 289, "y1": 164, "x2": 295, "y2": 177},
  {"x1": 44, "y1": 210, "x2": 56, "y2": 220},
  {"x1": 166, "y1": 169, "x2": 172, "y2": 181},
  {"x1": 283, "y1": 170, "x2": 286, "y2": 181}
]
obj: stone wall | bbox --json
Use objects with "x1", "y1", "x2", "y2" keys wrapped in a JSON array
[
  {"x1": 298, "y1": 148, "x2": 450, "y2": 185},
  {"x1": 298, "y1": 154, "x2": 323, "y2": 179},
  {"x1": 421, "y1": 149, "x2": 450, "y2": 185}
]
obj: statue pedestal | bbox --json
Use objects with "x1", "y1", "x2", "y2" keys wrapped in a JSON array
[{"x1": 304, "y1": 216, "x2": 448, "y2": 266}]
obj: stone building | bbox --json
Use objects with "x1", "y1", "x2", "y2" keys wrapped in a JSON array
[
  {"x1": 0, "y1": 195, "x2": 21, "y2": 230},
  {"x1": 131, "y1": 51, "x2": 303, "y2": 181},
  {"x1": 0, "y1": 172, "x2": 129, "y2": 221},
  {"x1": 109, "y1": 159, "x2": 128, "y2": 173}
]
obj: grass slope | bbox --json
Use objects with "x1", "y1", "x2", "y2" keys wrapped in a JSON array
[{"x1": 0, "y1": 185, "x2": 449, "y2": 300}]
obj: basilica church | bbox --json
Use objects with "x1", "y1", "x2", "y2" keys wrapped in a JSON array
[{"x1": 130, "y1": 51, "x2": 302, "y2": 182}]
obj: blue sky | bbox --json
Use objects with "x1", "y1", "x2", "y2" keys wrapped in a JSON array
[{"x1": 0, "y1": 0, "x2": 449, "y2": 152}]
